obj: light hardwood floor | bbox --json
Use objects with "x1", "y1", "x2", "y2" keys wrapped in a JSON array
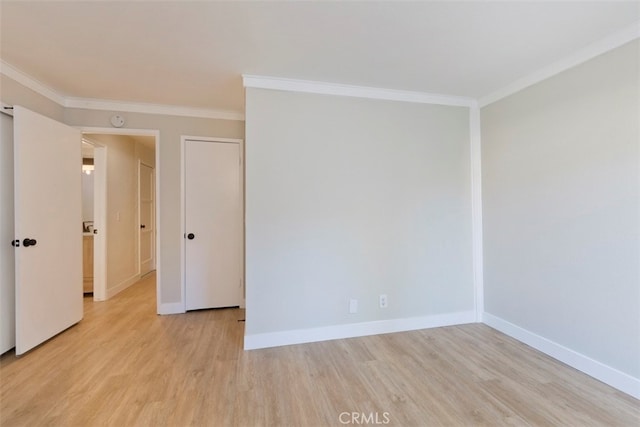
[{"x1": 1, "y1": 273, "x2": 638, "y2": 426}]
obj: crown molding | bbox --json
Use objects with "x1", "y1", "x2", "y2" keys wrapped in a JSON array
[
  {"x1": 243, "y1": 74, "x2": 475, "y2": 108},
  {"x1": 4, "y1": 17, "x2": 637, "y2": 120},
  {"x1": 479, "y1": 21, "x2": 640, "y2": 108},
  {"x1": 0, "y1": 59, "x2": 244, "y2": 121},
  {"x1": 64, "y1": 97, "x2": 245, "y2": 121},
  {"x1": 1, "y1": 60, "x2": 67, "y2": 106}
]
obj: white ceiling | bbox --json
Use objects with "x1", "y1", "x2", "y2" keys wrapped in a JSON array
[{"x1": 1, "y1": 1, "x2": 638, "y2": 116}]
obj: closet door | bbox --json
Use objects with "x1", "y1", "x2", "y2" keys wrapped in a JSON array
[
  {"x1": 184, "y1": 139, "x2": 242, "y2": 310},
  {"x1": 13, "y1": 106, "x2": 82, "y2": 355}
]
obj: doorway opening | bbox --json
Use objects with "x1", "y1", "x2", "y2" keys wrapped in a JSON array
[
  {"x1": 80, "y1": 138, "x2": 104, "y2": 298},
  {"x1": 81, "y1": 128, "x2": 159, "y2": 312}
]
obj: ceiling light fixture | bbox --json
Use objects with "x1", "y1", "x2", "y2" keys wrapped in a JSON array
[{"x1": 82, "y1": 158, "x2": 94, "y2": 175}]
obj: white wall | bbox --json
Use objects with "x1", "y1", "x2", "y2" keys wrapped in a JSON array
[
  {"x1": 245, "y1": 88, "x2": 474, "y2": 343},
  {"x1": 93, "y1": 134, "x2": 138, "y2": 293},
  {"x1": 135, "y1": 141, "x2": 155, "y2": 168},
  {"x1": 481, "y1": 40, "x2": 639, "y2": 384}
]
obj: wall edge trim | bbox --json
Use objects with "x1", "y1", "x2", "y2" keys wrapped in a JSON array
[
  {"x1": 65, "y1": 97, "x2": 245, "y2": 121},
  {"x1": 478, "y1": 21, "x2": 640, "y2": 107},
  {"x1": 0, "y1": 60, "x2": 66, "y2": 105},
  {"x1": 483, "y1": 312, "x2": 640, "y2": 399},
  {"x1": 0, "y1": 60, "x2": 244, "y2": 121},
  {"x1": 244, "y1": 310, "x2": 476, "y2": 350},
  {"x1": 242, "y1": 74, "x2": 475, "y2": 107},
  {"x1": 105, "y1": 273, "x2": 141, "y2": 300},
  {"x1": 470, "y1": 102, "x2": 484, "y2": 321}
]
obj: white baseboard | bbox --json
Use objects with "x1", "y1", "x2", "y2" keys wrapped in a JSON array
[
  {"x1": 157, "y1": 302, "x2": 185, "y2": 315},
  {"x1": 105, "y1": 274, "x2": 141, "y2": 299},
  {"x1": 244, "y1": 310, "x2": 476, "y2": 350},
  {"x1": 483, "y1": 312, "x2": 640, "y2": 399}
]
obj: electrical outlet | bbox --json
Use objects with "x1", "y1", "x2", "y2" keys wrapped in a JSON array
[
  {"x1": 349, "y1": 299, "x2": 358, "y2": 314},
  {"x1": 379, "y1": 294, "x2": 388, "y2": 308}
]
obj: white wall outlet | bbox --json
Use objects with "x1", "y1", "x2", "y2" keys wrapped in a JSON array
[
  {"x1": 349, "y1": 299, "x2": 358, "y2": 314},
  {"x1": 379, "y1": 294, "x2": 388, "y2": 308}
]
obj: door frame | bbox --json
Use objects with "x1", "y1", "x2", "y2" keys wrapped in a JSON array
[
  {"x1": 80, "y1": 137, "x2": 107, "y2": 301},
  {"x1": 180, "y1": 136, "x2": 245, "y2": 313},
  {"x1": 79, "y1": 127, "x2": 161, "y2": 312}
]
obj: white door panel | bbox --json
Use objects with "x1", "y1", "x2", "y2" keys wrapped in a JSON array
[
  {"x1": 185, "y1": 140, "x2": 241, "y2": 310},
  {"x1": 14, "y1": 106, "x2": 83, "y2": 355},
  {"x1": 0, "y1": 111, "x2": 15, "y2": 354},
  {"x1": 139, "y1": 162, "x2": 155, "y2": 275}
]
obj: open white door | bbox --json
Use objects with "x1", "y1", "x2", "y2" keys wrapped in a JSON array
[
  {"x1": 13, "y1": 106, "x2": 83, "y2": 355},
  {"x1": 0, "y1": 109, "x2": 16, "y2": 354},
  {"x1": 139, "y1": 162, "x2": 155, "y2": 276}
]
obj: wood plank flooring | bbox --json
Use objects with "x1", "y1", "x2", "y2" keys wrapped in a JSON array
[{"x1": 1, "y1": 273, "x2": 638, "y2": 426}]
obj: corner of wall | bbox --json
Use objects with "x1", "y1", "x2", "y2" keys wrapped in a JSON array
[
  {"x1": 483, "y1": 313, "x2": 640, "y2": 399},
  {"x1": 158, "y1": 302, "x2": 185, "y2": 315},
  {"x1": 470, "y1": 102, "x2": 484, "y2": 322}
]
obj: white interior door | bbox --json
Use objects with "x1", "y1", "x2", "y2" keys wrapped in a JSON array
[
  {"x1": 185, "y1": 139, "x2": 242, "y2": 310},
  {"x1": 13, "y1": 106, "x2": 83, "y2": 355},
  {"x1": 139, "y1": 162, "x2": 155, "y2": 275},
  {"x1": 0, "y1": 110, "x2": 15, "y2": 354}
]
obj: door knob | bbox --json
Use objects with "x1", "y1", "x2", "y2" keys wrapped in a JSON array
[
  {"x1": 23, "y1": 238, "x2": 37, "y2": 247},
  {"x1": 140, "y1": 224, "x2": 146, "y2": 229},
  {"x1": 187, "y1": 233, "x2": 195, "y2": 240},
  {"x1": 11, "y1": 239, "x2": 19, "y2": 247}
]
